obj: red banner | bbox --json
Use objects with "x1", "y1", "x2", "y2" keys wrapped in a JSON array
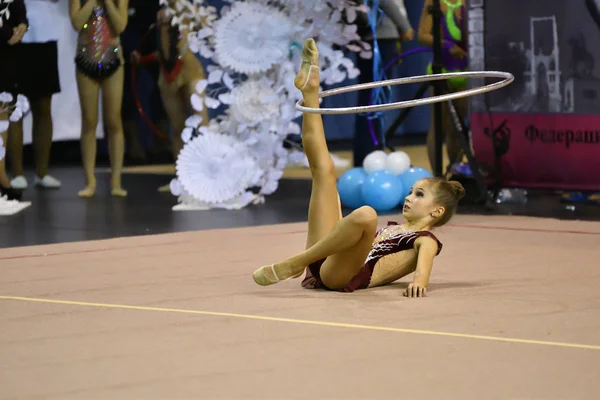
[{"x1": 471, "y1": 112, "x2": 600, "y2": 191}]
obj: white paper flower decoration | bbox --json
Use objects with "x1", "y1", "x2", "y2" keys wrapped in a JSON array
[
  {"x1": 175, "y1": 130, "x2": 259, "y2": 204},
  {"x1": 229, "y1": 79, "x2": 281, "y2": 125},
  {"x1": 213, "y1": 1, "x2": 295, "y2": 75}
]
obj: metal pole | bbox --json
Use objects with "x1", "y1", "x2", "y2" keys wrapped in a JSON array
[{"x1": 430, "y1": 0, "x2": 444, "y2": 176}]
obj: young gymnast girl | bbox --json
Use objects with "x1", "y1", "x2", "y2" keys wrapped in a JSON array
[
  {"x1": 252, "y1": 38, "x2": 465, "y2": 298},
  {"x1": 69, "y1": 0, "x2": 129, "y2": 198}
]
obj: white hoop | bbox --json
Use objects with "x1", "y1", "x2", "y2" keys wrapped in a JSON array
[{"x1": 295, "y1": 71, "x2": 514, "y2": 115}]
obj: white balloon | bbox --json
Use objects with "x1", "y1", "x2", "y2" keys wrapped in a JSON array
[
  {"x1": 362, "y1": 150, "x2": 387, "y2": 174},
  {"x1": 385, "y1": 151, "x2": 411, "y2": 175}
]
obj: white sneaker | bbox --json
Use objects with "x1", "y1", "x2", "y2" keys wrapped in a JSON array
[
  {"x1": 34, "y1": 175, "x2": 61, "y2": 188},
  {"x1": 10, "y1": 175, "x2": 28, "y2": 189}
]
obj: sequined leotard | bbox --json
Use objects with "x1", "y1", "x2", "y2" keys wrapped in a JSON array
[
  {"x1": 74, "y1": 0, "x2": 122, "y2": 80},
  {"x1": 302, "y1": 222, "x2": 443, "y2": 293}
]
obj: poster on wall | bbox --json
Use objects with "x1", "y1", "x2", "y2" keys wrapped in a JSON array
[{"x1": 468, "y1": 0, "x2": 600, "y2": 191}]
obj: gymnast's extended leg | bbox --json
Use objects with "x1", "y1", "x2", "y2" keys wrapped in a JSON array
[
  {"x1": 252, "y1": 39, "x2": 377, "y2": 289},
  {"x1": 295, "y1": 38, "x2": 342, "y2": 251}
]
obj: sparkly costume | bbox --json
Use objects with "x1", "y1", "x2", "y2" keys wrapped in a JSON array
[
  {"x1": 426, "y1": 0, "x2": 467, "y2": 88},
  {"x1": 74, "y1": 0, "x2": 122, "y2": 80},
  {"x1": 302, "y1": 222, "x2": 443, "y2": 292}
]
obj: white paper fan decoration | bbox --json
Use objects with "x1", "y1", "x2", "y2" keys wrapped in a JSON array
[
  {"x1": 176, "y1": 131, "x2": 259, "y2": 204},
  {"x1": 213, "y1": 1, "x2": 295, "y2": 75},
  {"x1": 229, "y1": 79, "x2": 280, "y2": 125}
]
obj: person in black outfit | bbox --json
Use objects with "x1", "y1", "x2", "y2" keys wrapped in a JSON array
[{"x1": 0, "y1": 0, "x2": 28, "y2": 200}]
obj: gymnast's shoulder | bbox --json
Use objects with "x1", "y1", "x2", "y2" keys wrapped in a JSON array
[{"x1": 414, "y1": 231, "x2": 443, "y2": 256}]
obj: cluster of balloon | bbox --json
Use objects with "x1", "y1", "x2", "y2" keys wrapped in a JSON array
[{"x1": 337, "y1": 150, "x2": 433, "y2": 211}]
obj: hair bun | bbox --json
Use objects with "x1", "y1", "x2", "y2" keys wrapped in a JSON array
[{"x1": 449, "y1": 181, "x2": 466, "y2": 201}]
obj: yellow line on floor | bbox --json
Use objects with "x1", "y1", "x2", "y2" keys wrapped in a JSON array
[{"x1": 1, "y1": 295, "x2": 598, "y2": 351}]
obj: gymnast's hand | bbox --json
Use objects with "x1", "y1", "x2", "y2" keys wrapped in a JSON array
[
  {"x1": 8, "y1": 24, "x2": 27, "y2": 45},
  {"x1": 404, "y1": 282, "x2": 427, "y2": 298},
  {"x1": 401, "y1": 28, "x2": 415, "y2": 42}
]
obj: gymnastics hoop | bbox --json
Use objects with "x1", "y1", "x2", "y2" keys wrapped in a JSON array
[{"x1": 295, "y1": 71, "x2": 514, "y2": 115}]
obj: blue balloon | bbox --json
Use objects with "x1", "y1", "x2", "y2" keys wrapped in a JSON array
[
  {"x1": 398, "y1": 167, "x2": 434, "y2": 198},
  {"x1": 361, "y1": 170, "x2": 404, "y2": 212},
  {"x1": 337, "y1": 167, "x2": 368, "y2": 209}
]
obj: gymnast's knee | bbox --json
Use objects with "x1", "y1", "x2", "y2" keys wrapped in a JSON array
[
  {"x1": 348, "y1": 206, "x2": 378, "y2": 230},
  {"x1": 80, "y1": 115, "x2": 98, "y2": 138},
  {"x1": 104, "y1": 118, "x2": 124, "y2": 137}
]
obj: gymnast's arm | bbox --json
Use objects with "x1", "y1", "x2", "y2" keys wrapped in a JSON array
[
  {"x1": 68, "y1": 0, "x2": 97, "y2": 31},
  {"x1": 404, "y1": 236, "x2": 438, "y2": 298},
  {"x1": 417, "y1": 0, "x2": 434, "y2": 47},
  {"x1": 103, "y1": 0, "x2": 129, "y2": 35}
]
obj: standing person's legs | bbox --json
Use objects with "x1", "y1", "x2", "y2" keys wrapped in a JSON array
[
  {"x1": 157, "y1": 73, "x2": 187, "y2": 158},
  {"x1": 31, "y1": 95, "x2": 56, "y2": 183},
  {"x1": 75, "y1": 70, "x2": 101, "y2": 197},
  {"x1": 0, "y1": 44, "x2": 22, "y2": 200},
  {"x1": 1, "y1": 112, "x2": 22, "y2": 200},
  {"x1": 101, "y1": 65, "x2": 128, "y2": 196},
  {"x1": 426, "y1": 83, "x2": 468, "y2": 173},
  {"x1": 8, "y1": 41, "x2": 62, "y2": 189}
]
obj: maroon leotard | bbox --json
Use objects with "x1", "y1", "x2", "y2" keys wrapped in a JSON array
[{"x1": 301, "y1": 221, "x2": 443, "y2": 292}]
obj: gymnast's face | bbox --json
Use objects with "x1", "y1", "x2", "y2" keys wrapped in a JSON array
[{"x1": 402, "y1": 180, "x2": 440, "y2": 221}]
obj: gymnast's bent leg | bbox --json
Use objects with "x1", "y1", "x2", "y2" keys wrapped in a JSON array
[{"x1": 252, "y1": 39, "x2": 377, "y2": 289}]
